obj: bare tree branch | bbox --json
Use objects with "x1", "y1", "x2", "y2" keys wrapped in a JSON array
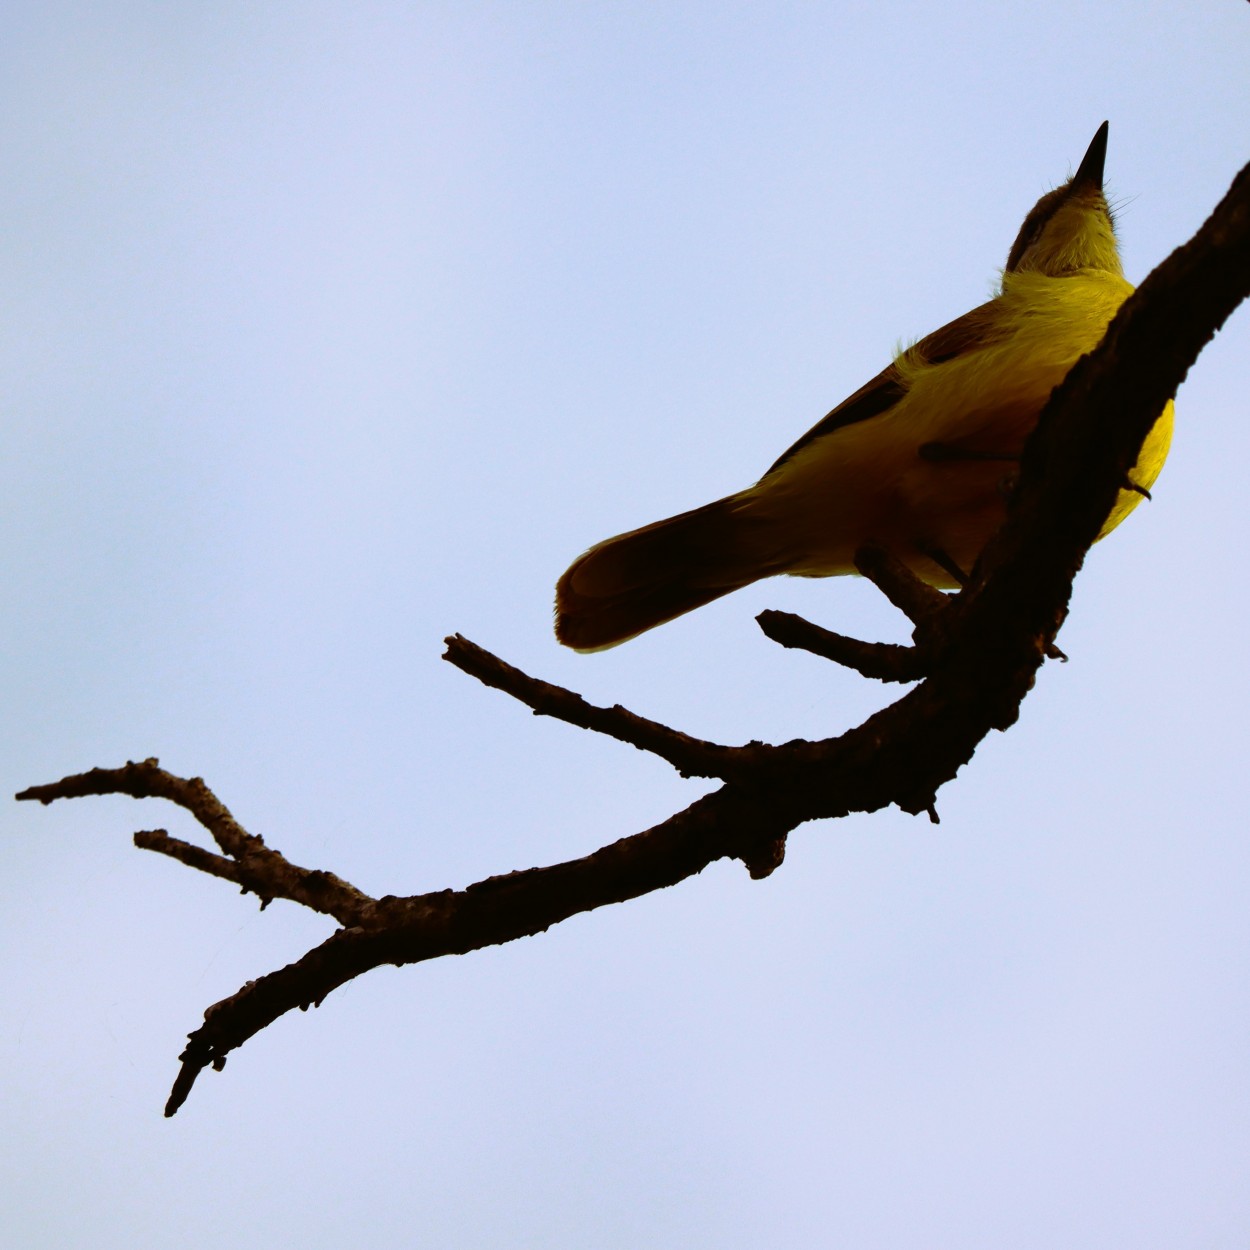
[
  {"x1": 132, "y1": 829, "x2": 251, "y2": 891},
  {"x1": 18, "y1": 759, "x2": 376, "y2": 926},
  {"x1": 755, "y1": 608, "x2": 928, "y2": 682},
  {"x1": 853, "y1": 544, "x2": 952, "y2": 628},
  {"x1": 755, "y1": 544, "x2": 961, "y2": 680},
  {"x1": 16, "y1": 154, "x2": 1250, "y2": 1115},
  {"x1": 443, "y1": 633, "x2": 747, "y2": 779}
]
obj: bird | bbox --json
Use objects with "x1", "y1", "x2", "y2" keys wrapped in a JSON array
[{"x1": 554, "y1": 122, "x2": 1174, "y2": 652}]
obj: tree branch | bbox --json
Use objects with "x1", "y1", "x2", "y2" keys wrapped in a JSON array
[
  {"x1": 17, "y1": 154, "x2": 1250, "y2": 1114},
  {"x1": 442, "y1": 633, "x2": 747, "y2": 779},
  {"x1": 17, "y1": 759, "x2": 376, "y2": 926},
  {"x1": 755, "y1": 609, "x2": 927, "y2": 682},
  {"x1": 132, "y1": 829, "x2": 251, "y2": 891}
]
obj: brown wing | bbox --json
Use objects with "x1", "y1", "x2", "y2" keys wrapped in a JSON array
[{"x1": 762, "y1": 297, "x2": 1007, "y2": 477}]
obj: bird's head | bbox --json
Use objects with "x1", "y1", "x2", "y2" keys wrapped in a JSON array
[{"x1": 1005, "y1": 121, "x2": 1122, "y2": 278}]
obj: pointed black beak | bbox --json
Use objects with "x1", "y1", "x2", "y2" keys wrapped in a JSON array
[{"x1": 1072, "y1": 121, "x2": 1109, "y2": 191}]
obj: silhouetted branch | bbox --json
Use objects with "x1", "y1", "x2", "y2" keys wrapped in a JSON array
[
  {"x1": 756, "y1": 545, "x2": 955, "y2": 680},
  {"x1": 854, "y1": 544, "x2": 951, "y2": 627},
  {"x1": 16, "y1": 153, "x2": 1250, "y2": 1115},
  {"x1": 443, "y1": 633, "x2": 745, "y2": 779},
  {"x1": 132, "y1": 829, "x2": 251, "y2": 890},
  {"x1": 18, "y1": 759, "x2": 375, "y2": 926},
  {"x1": 756, "y1": 609, "x2": 927, "y2": 681}
]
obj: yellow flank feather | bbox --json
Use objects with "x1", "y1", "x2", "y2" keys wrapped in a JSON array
[{"x1": 554, "y1": 122, "x2": 1174, "y2": 651}]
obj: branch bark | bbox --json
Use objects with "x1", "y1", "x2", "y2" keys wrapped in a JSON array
[{"x1": 17, "y1": 155, "x2": 1250, "y2": 1115}]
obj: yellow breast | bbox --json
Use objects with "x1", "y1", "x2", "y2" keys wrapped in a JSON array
[{"x1": 743, "y1": 268, "x2": 1173, "y2": 585}]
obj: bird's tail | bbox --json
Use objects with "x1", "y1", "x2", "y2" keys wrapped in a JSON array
[{"x1": 554, "y1": 494, "x2": 783, "y2": 651}]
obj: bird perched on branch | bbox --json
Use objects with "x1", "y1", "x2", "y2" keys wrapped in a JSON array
[{"x1": 555, "y1": 122, "x2": 1173, "y2": 651}]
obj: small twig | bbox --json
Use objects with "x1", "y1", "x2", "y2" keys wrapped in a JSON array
[
  {"x1": 133, "y1": 829, "x2": 252, "y2": 893},
  {"x1": 756, "y1": 547, "x2": 951, "y2": 679},
  {"x1": 756, "y1": 610, "x2": 926, "y2": 682},
  {"x1": 19, "y1": 758, "x2": 256, "y2": 858},
  {"x1": 443, "y1": 634, "x2": 745, "y2": 779},
  {"x1": 18, "y1": 760, "x2": 376, "y2": 926}
]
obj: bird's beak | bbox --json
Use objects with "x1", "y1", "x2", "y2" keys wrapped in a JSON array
[{"x1": 1072, "y1": 121, "x2": 1109, "y2": 191}]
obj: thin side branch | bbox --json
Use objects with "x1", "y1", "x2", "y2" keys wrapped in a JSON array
[
  {"x1": 756, "y1": 609, "x2": 927, "y2": 682},
  {"x1": 443, "y1": 633, "x2": 748, "y2": 779},
  {"x1": 18, "y1": 759, "x2": 376, "y2": 926},
  {"x1": 133, "y1": 829, "x2": 251, "y2": 892},
  {"x1": 754, "y1": 547, "x2": 953, "y2": 681},
  {"x1": 853, "y1": 544, "x2": 952, "y2": 628}
]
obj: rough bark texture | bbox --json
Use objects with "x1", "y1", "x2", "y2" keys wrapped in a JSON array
[{"x1": 17, "y1": 155, "x2": 1250, "y2": 1115}]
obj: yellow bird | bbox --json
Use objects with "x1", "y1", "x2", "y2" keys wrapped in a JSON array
[{"x1": 555, "y1": 122, "x2": 1173, "y2": 652}]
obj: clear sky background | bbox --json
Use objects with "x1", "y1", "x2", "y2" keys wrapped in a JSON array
[{"x1": 2, "y1": 3, "x2": 1248, "y2": 1247}]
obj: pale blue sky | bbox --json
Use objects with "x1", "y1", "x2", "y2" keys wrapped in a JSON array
[{"x1": 2, "y1": 3, "x2": 1249, "y2": 1247}]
